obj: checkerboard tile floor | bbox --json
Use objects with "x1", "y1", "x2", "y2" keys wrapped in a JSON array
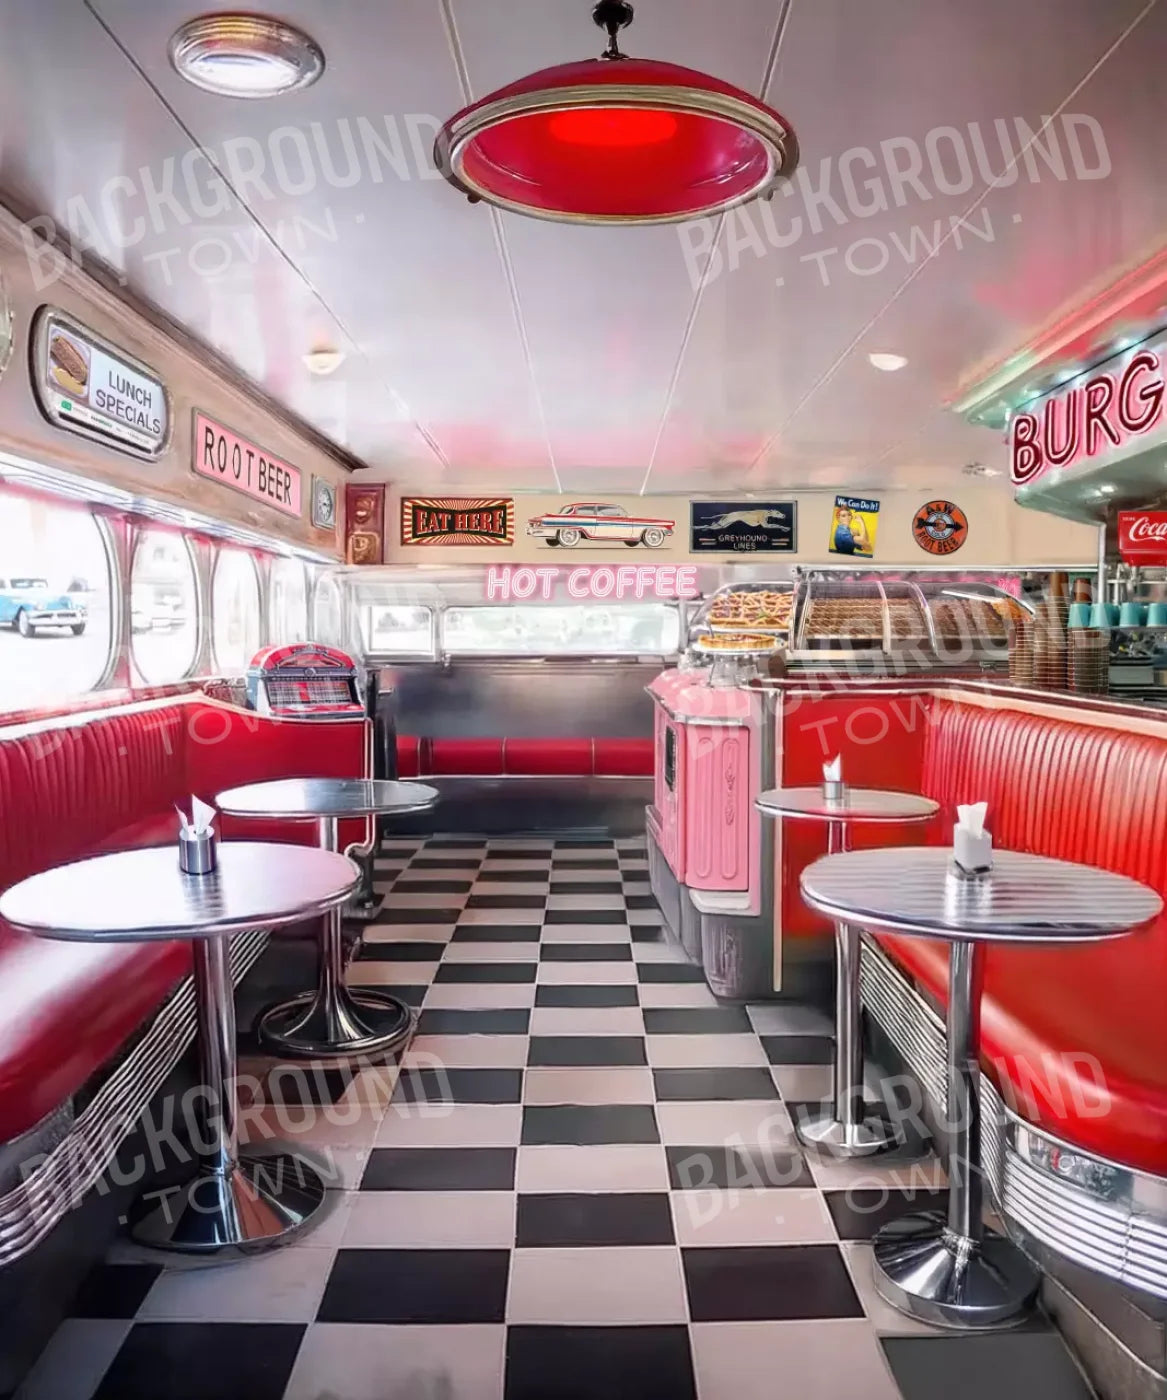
[{"x1": 21, "y1": 838, "x2": 1095, "y2": 1400}]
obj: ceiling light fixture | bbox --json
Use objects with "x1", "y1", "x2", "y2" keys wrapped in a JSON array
[
  {"x1": 169, "y1": 15, "x2": 324, "y2": 98},
  {"x1": 303, "y1": 347, "x2": 346, "y2": 376},
  {"x1": 1097, "y1": 484, "x2": 1118, "y2": 496},
  {"x1": 434, "y1": 0, "x2": 798, "y2": 225},
  {"x1": 962, "y1": 463, "x2": 1002, "y2": 478},
  {"x1": 868, "y1": 352, "x2": 909, "y2": 372}
]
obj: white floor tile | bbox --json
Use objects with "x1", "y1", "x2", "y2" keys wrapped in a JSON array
[
  {"x1": 137, "y1": 1244, "x2": 336, "y2": 1323},
  {"x1": 638, "y1": 983, "x2": 723, "y2": 1009},
  {"x1": 14, "y1": 1319, "x2": 130, "y2": 1400},
  {"x1": 807, "y1": 1149, "x2": 947, "y2": 1192},
  {"x1": 539, "y1": 923, "x2": 632, "y2": 943},
  {"x1": 646, "y1": 1034, "x2": 769, "y2": 1069},
  {"x1": 342, "y1": 1191, "x2": 516, "y2": 1248},
  {"x1": 671, "y1": 1188, "x2": 836, "y2": 1245},
  {"x1": 655, "y1": 1100, "x2": 795, "y2": 1148},
  {"x1": 690, "y1": 1320, "x2": 901, "y2": 1400},
  {"x1": 632, "y1": 942, "x2": 691, "y2": 963},
  {"x1": 284, "y1": 1323, "x2": 505, "y2": 1400},
  {"x1": 628, "y1": 909, "x2": 665, "y2": 926},
  {"x1": 346, "y1": 963, "x2": 436, "y2": 987},
  {"x1": 771, "y1": 1064, "x2": 834, "y2": 1102},
  {"x1": 747, "y1": 1002, "x2": 835, "y2": 1037},
  {"x1": 528, "y1": 1006, "x2": 645, "y2": 1036},
  {"x1": 374, "y1": 1102, "x2": 523, "y2": 1148},
  {"x1": 440, "y1": 941, "x2": 542, "y2": 963},
  {"x1": 523, "y1": 1067, "x2": 655, "y2": 1105},
  {"x1": 545, "y1": 894, "x2": 627, "y2": 911},
  {"x1": 404, "y1": 1035, "x2": 529, "y2": 1069},
  {"x1": 840, "y1": 1241, "x2": 953, "y2": 1337},
  {"x1": 507, "y1": 1247, "x2": 687, "y2": 1324},
  {"x1": 516, "y1": 1144, "x2": 669, "y2": 1193},
  {"x1": 384, "y1": 893, "x2": 470, "y2": 910},
  {"x1": 423, "y1": 983, "x2": 537, "y2": 1010},
  {"x1": 471, "y1": 881, "x2": 551, "y2": 896},
  {"x1": 458, "y1": 907, "x2": 546, "y2": 926},
  {"x1": 536, "y1": 961, "x2": 638, "y2": 985},
  {"x1": 363, "y1": 923, "x2": 456, "y2": 944}
]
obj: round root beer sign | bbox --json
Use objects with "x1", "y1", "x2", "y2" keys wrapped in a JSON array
[{"x1": 913, "y1": 499, "x2": 968, "y2": 555}]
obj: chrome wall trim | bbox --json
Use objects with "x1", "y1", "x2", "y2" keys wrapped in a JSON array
[
  {"x1": 0, "y1": 929, "x2": 268, "y2": 1267},
  {"x1": 859, "y1": 936, "x2": 1167, "y2": 1301}
]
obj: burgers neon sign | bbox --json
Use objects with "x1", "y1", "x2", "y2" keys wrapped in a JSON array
[{"x1": 1010, "y1": 346, "x2": 1166, "y2": 486}]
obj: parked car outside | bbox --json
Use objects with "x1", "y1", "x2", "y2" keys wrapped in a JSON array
[{"x1": 0, "y1": 577, "x2": 87, "y2": 636}]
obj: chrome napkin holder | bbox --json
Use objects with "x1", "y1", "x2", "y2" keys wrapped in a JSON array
[
  {"x1": 822, "y1": 778, "x2": 846, "y2": 804},
  {"x1": 952, "y1": 828, "x2": 992, "y2": 879},
  {"x1": 179, "y1": 828, "x2": 217, "y2": 876}
]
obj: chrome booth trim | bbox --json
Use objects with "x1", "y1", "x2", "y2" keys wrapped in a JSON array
[
  {"x1": 0, "y1": 928, "x2": 268, "y2": 1267},
  {"x1": 859, "y1": 935, "x2": 1167, "y2": 1301}
]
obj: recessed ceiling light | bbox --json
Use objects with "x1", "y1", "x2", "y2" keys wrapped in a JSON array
[
  {"x1": 169, "y1": 15, "x2": 324, "y2": 98},
  {"x1": 1097, "y1": 484, "x2": 1118, "y2": 495},
  {"x1": 303, "y1": 347, "x2": 346, "y2": 376},
  {"x1": 868, "y1": 352, "x2": 909, "y2": 372},
  {"x1": 962, "y1": 463, "x2": 1002, "y2": 478}
]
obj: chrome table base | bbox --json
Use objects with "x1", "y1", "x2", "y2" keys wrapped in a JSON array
[
  {"x1": 131, "y1": 1151, "x2": 327, "y2": 1255},
  {"x1": 873, "y1": 1213, "x2": 1040, "y2": 1329},
  {"x1": 258, "y1": 981, "x2": 414, "y2": 1059},
  {"x1": 795, "y1": 1107, "x2": 899, "y2": 1155}
]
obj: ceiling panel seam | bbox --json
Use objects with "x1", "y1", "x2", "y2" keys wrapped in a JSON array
[
  {"x1": 637, "y1": 0, "x2": 796, "y2": 495},
  {"x1": 82, "y1": 0, "x2": 450, "y2": 474},
  {"x1": 440, "y1": 0, "x2": 563, "y2": 492},
  {"x1": 744, "y1": 0, "x2": 1162, "y2": 477}
]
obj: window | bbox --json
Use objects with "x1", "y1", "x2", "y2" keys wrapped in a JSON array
[
  {"x1": 313, "y1": 575, "x2": 343, "y2": 648},
  {"x1": 130, "y1": 530, "x2": 199, "y2": 685},
  {"x1": 360, "y1": 604, "x2": 434, "y2": 655},
  {"x1": 441, "y1": 604, "x2": 681, "y2": 656},
  {"x1": 270, "y1": 557, "x2": 308, "y2": 645},
  {"x1": 0, "y1": 493, "x2": 113, "y2": 710},
  {"x1": 212, "y1": 549, "x2": 261, "y2": 673}
]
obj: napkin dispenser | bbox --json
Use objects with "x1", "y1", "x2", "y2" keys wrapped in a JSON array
[
  {"x1": 953, "y1": 802, "x2": 992, "y2": 876},
  {"x1": 177, "y1": 797, "x2": 218, "y2": 875},
  {"x1": 822, "y1": 755, "x2": 845, "y2": 804}
]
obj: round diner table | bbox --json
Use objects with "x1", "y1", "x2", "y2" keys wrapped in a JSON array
[
  {"x1": 756, "y1": 786, "x2": 939, "y2": 1157},
  {"x1": 801, "y1": 846, "x2": 1161, "y2": 1329},
  {"x1": 216, "y1": 778, "x2": 439, "y2": 1060},
  {"x1": 0, "y1": 842, "x2": 360, "y2": 1255}
]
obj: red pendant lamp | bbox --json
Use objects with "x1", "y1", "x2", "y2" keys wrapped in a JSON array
[{"x1": 434, "y1": 1, "x2": 799, "y2": 225}]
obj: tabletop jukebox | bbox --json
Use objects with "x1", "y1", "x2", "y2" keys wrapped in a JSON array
[{"x1": 245, "y1": 644, "x2": 365, "y2": 717}]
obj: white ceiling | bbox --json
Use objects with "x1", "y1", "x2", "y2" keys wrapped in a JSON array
[{"x1": 1, "y1": 0, "x2": 1164, "y2": 493}]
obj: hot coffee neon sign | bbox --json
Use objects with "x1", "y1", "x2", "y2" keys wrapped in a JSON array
[
  {"x1": 1010, "y1": 347, "x2": 1166, "y2": 486},
  {"x1": 486, "y1": 563, "x2": 700, "y2": 602}
]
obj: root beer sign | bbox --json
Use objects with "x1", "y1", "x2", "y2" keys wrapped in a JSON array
[
  {"x1": 192, "y1": 413, "x2": 302, "y2": 518},
  {"x1": 913, "y1": 500, "x2": 968, "y2": 555},
  {"x1": 401, "y1": 496, "x2": 514, "y2": 547}
]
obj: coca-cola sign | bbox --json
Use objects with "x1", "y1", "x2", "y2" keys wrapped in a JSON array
[
  {"x1": 1010, "y1": 343, "x2": 1167, "y2": 487},
  {"x1": 1118, "y1": 511, "x2": 1167, "y2": 564}
]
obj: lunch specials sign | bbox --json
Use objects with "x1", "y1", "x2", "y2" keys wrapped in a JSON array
[
  {"x1": 33, "y1": 309, "x2": 169, "y2": 459},
  {"x1": 1011, "y1": 338, "x2": 1167, "y2": 486},
  {"x1": 192, "y1": 413, "x2": 303, "y2": 518}
]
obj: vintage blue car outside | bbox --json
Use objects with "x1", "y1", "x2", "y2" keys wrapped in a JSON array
[{"x1": 0, "y1": 578, "x2": 87, "y2": 636}]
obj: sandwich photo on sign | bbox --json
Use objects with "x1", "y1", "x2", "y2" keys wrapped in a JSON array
[{"x1": 828, "y1": 496, "x2": 880, "y2": 558}]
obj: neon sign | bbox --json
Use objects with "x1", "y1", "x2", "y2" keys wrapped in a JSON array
[
  {"x1": 1010, "y1": 347, "x2": 1165, "y2": 486},
  {"x1": 485, "y1": 564, "x2": 700, "y2": 602}
]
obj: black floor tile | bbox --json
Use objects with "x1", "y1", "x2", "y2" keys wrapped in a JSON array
[
  {"x1": 409, "y1": 857, "x2": 484, "y2": 870},
  {"x1": 522, "y1": 1104, "x2": 659, "y2": 1145},
  {"x1": 883, "y1": 1334, "x2": 1093, "y2": 1400},
  {"x1": 361, "y1": 1146, "x2": 517, "y2": 1191},
  {"x1": 356, "y1": 941, "x2": 443, "y2": 962},
  {"x1": 516, "y1": 1192, "x2": 674, "y2": 1247},
  {"x1": 505, "y1": 1325, "x2": 695, "y2": 1400},
  {"x1": 483, "y1": 847, "x2": 553, "y2": 859},
  {"x1": 535, "y1": 984, "x2": 640, "y2": 1008},
  {"x1": 342, "y1": 979, "x2": 427, "y2": 1006},
  {"x1": 427, "y1": 838, "x2": 490, "y2": 849},
  {"x1": 376, "y1": 907, "x2": 463, "y2": 925},
  {"x1": 666, "y1": 1144, "x2": 813, "y2": 1190},
  {"x1": 554, "y1": 839, "x2": 615, "y2": 848},
  {"x1": 625, "y1": 894, "x2": 662, "y2": 910},
  {"x1": 466, "y1": 894, "x2": 548, "y2": 909},
  {"x1": 544, "y1": 908, "x2": 627, "y2": 924},
  {"x1": 631, "y1": 925, "x2": 669, "y2": 943},
  {"x1": 825, "y1": 1187, "x2": 950, "y2": 1240},
  {"x1": 643, "y1": 1007, "x2": 751, "y2": 1034},
  {"x1": 434, "y1": 963, "x2": 538, "y2": 984},
  {"x1": 528, "y1": 1035, "x2": 647, "y2": 1067},
  {"x1": 477, "y1": 869, "x2": 551, "y2": 882},
  {"x1": 392, "y1": 1067, "x2": 524, "y2": 1105},
  {"x1": 319, "y1": 1249, "x2": 509, "y2": 1324},
  {"x1": 94, "y1": 1323, "x2": 304, "y2": 1400},
  {"x1": 653, "y1": 1068, "x2": 779, "y2": 1101},
  {"x1": 452, "y1": 923, "x2": 542, "y2": 942},
  {"x1": 392, "y1": 879, "x2": 474, "y2": 894},
  {"x1": 549, "y1": 881, "x2": 625, "y2": 895},
  {"x1": 550, "y1": 858, "x2": 620, "y2": 870},
  {"x1": 539, "y1": 943, "x2": 633, "y2": 962},
  {"x1": 416, "y1": 1008, "x2": 531, "y2": 1035},
  {"x1": 261, "y1": 1065, "x2": 360, "y2": 1106},
  {"x1": 380, "y1": 844, "x2": 422, "y2": 856},
  {"x1": 637, "y1": 963, "x2": 705, "y2": 984},
  {"x1": 683, "y1": 1245, "x2": 863, "y2": 1321},
  {"x1": 761, "y1": 1034, "x2": 836, "y2": 1065},
  {"x1": 70, "y1": 1262, "x2": 163, "y2": 1319}
]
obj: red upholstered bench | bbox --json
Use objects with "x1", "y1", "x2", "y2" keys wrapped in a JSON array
[
  {"x1": 406, "y1": 736, "x2": 653, "y2": 779},
  {"x1": 0, "y1": 692, "x2": 368, "y2": 1149}
]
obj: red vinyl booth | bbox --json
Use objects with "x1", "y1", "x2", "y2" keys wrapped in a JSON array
[
  {"x1": 0, "y1": 691, "x2": 368, "y2": 1146},
  {"x1": 779, "y1": 687, "x2": 1167, "y2": 1177}
]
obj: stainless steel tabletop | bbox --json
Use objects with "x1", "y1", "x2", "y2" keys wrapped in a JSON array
[
  {"x1": 800, "y1": 847, "x2": 1162, "y2": 943},
  {"x1": 0, "y1": 842, "x2": 361, "y2": 944},
  {"x1": 215, "y1": 777, "x2": 440, "y2": 819},
  {"x1": 757, "y1": 787, "x2": 939, "y2": 823}
]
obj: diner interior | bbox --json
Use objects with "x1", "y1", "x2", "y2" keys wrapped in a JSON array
[{"x1": 0, "y1": 2, "x2": 1166, "y2": 1399}]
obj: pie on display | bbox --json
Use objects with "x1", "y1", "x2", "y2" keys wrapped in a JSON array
[
  {"x1": 694, "y1": 632, "x2": 782, "y2": 654},
  {"x1": 708, "y1": 589, "x2": 793, "y2": 631}
]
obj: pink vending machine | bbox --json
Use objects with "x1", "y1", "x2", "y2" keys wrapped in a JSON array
[{"x1": 646, "y1": 667, "x2": 779, "y2": 1001}]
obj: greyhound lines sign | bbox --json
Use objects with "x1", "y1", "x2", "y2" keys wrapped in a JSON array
[{"x1": 691, "y1": 501, "x2": 797, "y2": 553}]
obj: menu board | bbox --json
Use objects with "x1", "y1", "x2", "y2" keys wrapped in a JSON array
[{"x1": 33, "y1": 309, "x2": 169, "y2": 459}]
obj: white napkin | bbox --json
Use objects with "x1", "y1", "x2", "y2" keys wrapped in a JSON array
[
  {"x1": 956, "y1": 802, "x2": 988, "y2": 836},
  {"x1": 823, "y1": 755, "x2": 843, "y2": 783},
  {"x1": 176, "y1": 796, "x2": 216, "y2": 838}
]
